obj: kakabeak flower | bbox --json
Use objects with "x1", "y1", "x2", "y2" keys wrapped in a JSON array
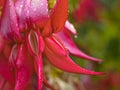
[{"x1": 0, "y1": 0, "x2": 104, "y2": 90}]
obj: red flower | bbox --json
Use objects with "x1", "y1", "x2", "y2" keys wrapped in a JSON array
[
  {"x1": 73, "y1": 0, "x2": 101, "y2": 23},
  {"x1": 0, "y1": 0, "x2": 104, "y2": 90}
]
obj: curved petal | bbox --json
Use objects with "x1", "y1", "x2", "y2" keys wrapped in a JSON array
[
  {"x1": 15, "y1": 0, "x2": 48, "y2": 29},
  {"x1": 44, "y1": 37, "x2": 104, "y2": 75},
  {"x1": 0, "y1": 57, "x2": 15, "y2": 84},
  {"x1": 0, "y1": 0, "x2": 20, "y2": 40},
  {"x1": 55, "y1": 29, "x2": 102, "y2": 62},
  {"x1": 14, "y1": 44, "x2": 33, "y2": 90},
  {"x1": 50, "y1": 0, "x2": 68, "y2": 33}
]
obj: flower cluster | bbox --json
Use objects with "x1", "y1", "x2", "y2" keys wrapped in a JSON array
[{"x1": 0, "y1": 0, "x2": 104, "y2": 90}]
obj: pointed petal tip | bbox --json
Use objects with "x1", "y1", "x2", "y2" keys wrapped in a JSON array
[
  {"x1": 74, "y1": 52, "x2": 104, "y2": 63},
  {"x1": 85, "y1": 57, "x2": 103, "y2": 63},
  {"x1": 97, "y1": 59, "x2": 103, "y2": 63},
  {"x1": 73, "y1": 67, "x2": 106, "y2": 75},
  {"x1": 86, "y1": 71, "x2": 106, "y2": 76}
]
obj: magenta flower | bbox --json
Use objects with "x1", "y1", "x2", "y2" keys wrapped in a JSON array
[{"x1": 0, "y1": 0, "x2": 104, "y2": 90}]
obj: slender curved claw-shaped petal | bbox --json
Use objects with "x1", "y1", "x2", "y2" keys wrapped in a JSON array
[
  {"x1": 15, "y1": 44, "x2": 33, "y2": 90},
  {"x1": 0, "y1": 0, "x2": 20, "y2": 40},
  {"x1": 50, "y1": 0, "x2": 68, "y2": 33},
  {"x1": 15, "y1": 0, "x2": 48, "y2": 29},
  {"x1": 44, "y1": 37, "x2": 104, "y2": 75},
  {"x1": 0, "y1": 57, "x2": 15, "y2": 84},
  {"x1": 56, "y1": 29, "x2": 102, "y2": 62}
]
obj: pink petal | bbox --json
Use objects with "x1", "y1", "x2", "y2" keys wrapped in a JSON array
[
  {"x1": 55, "y1": 29, "x2": 102, "y2": 62},
  {"x1": 50, "y1": 0, "x2": 68, "y2": 33},
  {"x1": 65, "y1": 21, "x2": 77, "y2": 35},
  {"x1": 44, "y1": 37, "x2": 104, "y2": 75},
  {"x1": 0, "y1": 57, "x2": 15, "y2": 84},
  {"x1": 0, "y1": 0, "x2": 20, "y2": 40},
  {"x1": 15, "y1": 0, "x2": 48, "y2": 28},
  {"x1": 14, "y1": 44, "x2": 33, "y2": 90},
  {"x1": 34, "y1": 54, "x2": 43, "y2": 90},
  {"x1": 33, "y1": 35, "x2": 44, "y2": 90},
  {"x1": 29, "y1": 0, "x2": 48, "y2": 22}
]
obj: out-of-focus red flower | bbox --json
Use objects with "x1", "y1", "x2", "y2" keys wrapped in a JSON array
[
  {"x1": 73, "y1": 0, "x2": 101, "y2": 23},
  {"x1": 0, "y1": 0, "x2": 104, "y2": 90},
  {"x1": 98, "y1": 72, "x2": 120, "y2": 90}
]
